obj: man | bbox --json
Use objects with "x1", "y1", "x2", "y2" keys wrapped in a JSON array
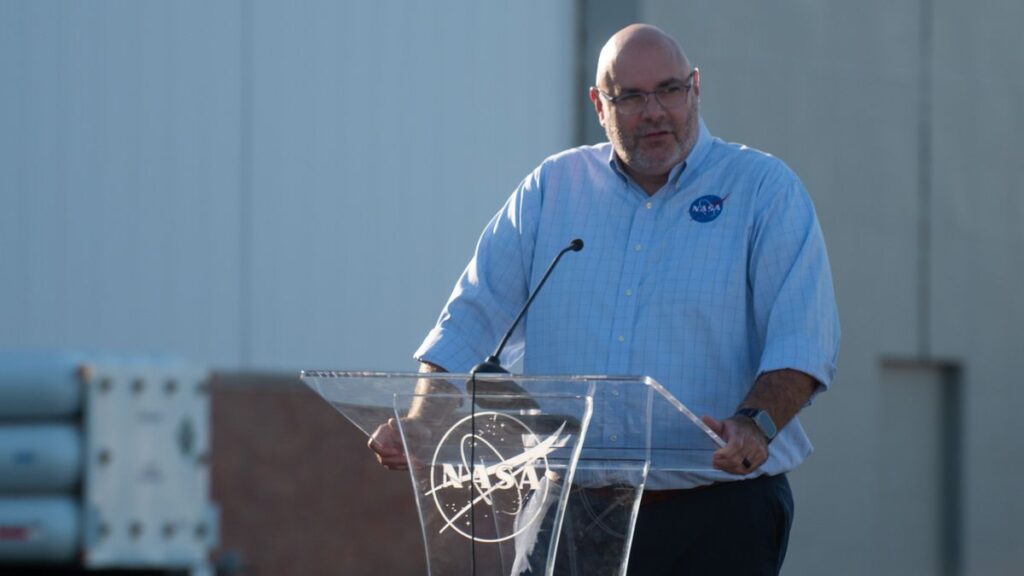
[{"x1": 372, "y1": 23, "x2": 839, "y2": 575}]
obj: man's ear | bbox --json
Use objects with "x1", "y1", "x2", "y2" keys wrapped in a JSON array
[{"x1": 589, "y1": 87, "x2": 606, "y2": 127}]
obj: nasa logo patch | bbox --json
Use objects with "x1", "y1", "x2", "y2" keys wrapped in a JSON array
[{"x1": 689, "y1": 195, "x2": 724, "y2": 223}]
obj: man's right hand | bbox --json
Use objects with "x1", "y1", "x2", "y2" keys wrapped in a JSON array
[
  {"x1": 368, "y1": 361, "x2": 450, "y2": 471},
  {"x1": 368, "y1": 417, "x2": 410, "y2": 470},
  {"x1": 368, "y1": 416, "x2": 435, "y2": 471}
]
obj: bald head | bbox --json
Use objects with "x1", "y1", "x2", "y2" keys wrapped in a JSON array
[
  {"x1": 596, "y1": 24, "x2": 691, "y2": 89},
  {"x1": 589, "y1": 24, "x2": 700, "y2": 195}
]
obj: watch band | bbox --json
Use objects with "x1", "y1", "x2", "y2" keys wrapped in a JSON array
[{"x1": 734, "y1": 408, "x2": 777, "y2": 442}]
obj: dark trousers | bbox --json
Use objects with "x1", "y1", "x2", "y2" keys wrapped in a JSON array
[{"x1": 626, "y1": 474, "x2": 794, "y2": 576}]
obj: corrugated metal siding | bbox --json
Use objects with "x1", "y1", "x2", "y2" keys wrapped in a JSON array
[
  {"x1": 641, "y1": 1, "x2": 1024, "y2": 574},
  {"x1": 246, "y1": 0, "x2": 577, "y2": 370},
  {"x1": 0, "y1": 1, "x2": 577, "y2": 370},
  {"x1": 0, "y1": 2, "x2": 244, "y2": 365}
]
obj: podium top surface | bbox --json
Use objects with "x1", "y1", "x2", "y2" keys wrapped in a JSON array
[{"x1": 301, "y1": 370, "x2": 724, "y2": 472}]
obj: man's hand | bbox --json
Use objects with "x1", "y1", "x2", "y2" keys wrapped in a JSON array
[
  {"x1": 368, "y1": 361, "x2": 452, "y2": 471},
  {"x1": 701, "y1": 414, "x2": 768, "y2": 475},
  {"x1": 368, "y1": 417, "x2": 408, "y2": 470},
  {"x1": 701, "y1": 369, "x2": 819, "y2": 475},
  {"x1": 367, "y1": 417, "x2": 430, "y2": 471}
]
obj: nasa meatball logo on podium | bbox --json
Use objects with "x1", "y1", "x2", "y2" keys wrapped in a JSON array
[{"x1": 425, "y1": 412, "x2": 566, "y2": 543}]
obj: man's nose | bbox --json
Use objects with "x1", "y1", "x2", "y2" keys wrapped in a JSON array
[{"x1": 640, "y1": 94, "x2": 668, "y2": 117}]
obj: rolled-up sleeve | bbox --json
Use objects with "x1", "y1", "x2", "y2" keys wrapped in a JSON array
[{"x1": 749, "y1": 171, "x2": 840, "y2": 391}]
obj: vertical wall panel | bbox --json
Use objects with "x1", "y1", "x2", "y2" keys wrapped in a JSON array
[
  {"x1": 246, "y1": 0, "x2": 577, "y2": 370},
  {"x1": 877, "y1": 362, "x2": 962, "y2": 576},
  {"x1": 0, "y1": 1, "x2": 578, "y2": 369},
  {"x1": 634, "y1": 2, "x2": 1024, "y2": 575},
  {"x1": 0, "y1": 2, "x2": 244, "y2": 366},
  {"x1": 930, "y1": 1, "x2": 1024, "y2": 573},
  {"x1": 641, "y1": 2, "x2": 924, "y2": 574}
]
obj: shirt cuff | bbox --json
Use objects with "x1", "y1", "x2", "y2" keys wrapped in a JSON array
[
  {"x1": 757, "y1": 346, "x2": 837, "y2": 404},
  {"x1": 413, "y1": 327, "x2": 487, "y2": 374}
]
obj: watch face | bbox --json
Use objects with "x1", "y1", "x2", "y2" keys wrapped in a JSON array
[{"x1": 753, "y1": 411, "x2": 777, "y2": 439}]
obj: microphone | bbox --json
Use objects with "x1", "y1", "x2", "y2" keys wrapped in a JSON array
[
  {"x1": 464, "y1": 238, "x2": 583, "y2": 573},
  {"x1": 471, "y1": 238, "x2": 584, "y2": 374}
]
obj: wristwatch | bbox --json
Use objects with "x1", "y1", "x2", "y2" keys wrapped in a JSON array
[{"x1": 734, "y1": 408, "x2": 777, "y2": 443}]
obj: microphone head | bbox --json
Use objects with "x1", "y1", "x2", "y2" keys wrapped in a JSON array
[{"x1": 569, "y1": 238, "x2": 584, "y2": 252}]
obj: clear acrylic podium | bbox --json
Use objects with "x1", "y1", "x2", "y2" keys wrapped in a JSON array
[{"x1": 300, "y1": 371, "x2": 723, "y2": 576}]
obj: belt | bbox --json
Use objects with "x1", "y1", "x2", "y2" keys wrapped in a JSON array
[
  {"x1": 640, "y1": 489, "x2": 686, "y2": 506},
  {"x1": 641, "y1": 473, "x2": 781, "y2": 506},
  {"x1": 578, "y1": 484, "x2": 717, "y2": 506},
  {"x1": 579, "y1": 474, "x2": 778, "y2": 507}
]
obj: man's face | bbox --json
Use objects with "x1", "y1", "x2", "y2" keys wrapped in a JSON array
[{"x1": 591, "y1": 42, "x2": 700, "y2": 180}]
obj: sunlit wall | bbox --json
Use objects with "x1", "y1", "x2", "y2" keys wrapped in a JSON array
[{"x1": 0, "y1": 0, "x2": 577, "y2": 371}]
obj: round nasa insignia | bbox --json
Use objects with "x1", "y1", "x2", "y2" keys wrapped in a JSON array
[
  {"x1": 429, "y1": 411, "x2": 557, "y2": 543},
  {"x1": 689, "y1": 195, "x2": 724, "y2": 223}
]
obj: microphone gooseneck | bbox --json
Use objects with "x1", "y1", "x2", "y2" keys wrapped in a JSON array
[
  {"x1": 466, "y1": 238, "x2": 583, "y2": 575},
  {"x1": 471, "y1": 238, "x2": 584, "y2": 374}
]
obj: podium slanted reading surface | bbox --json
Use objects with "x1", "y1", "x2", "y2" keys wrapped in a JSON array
[{"x1": 300, "y1": 371, "x2": 722, "y2": 576}]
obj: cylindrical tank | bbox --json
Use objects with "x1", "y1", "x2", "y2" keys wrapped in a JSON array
[
  {"x1": 0, "y1": 425, "x2": 82, "y2": 493},
  {"x1": 0, "y1": 353, "x2": 84, "y2": 418},
  {"x1": 0, "y1": 497, "x2": 80, "y2": 563}
]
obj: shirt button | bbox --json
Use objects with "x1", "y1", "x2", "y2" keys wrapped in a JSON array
[
  {"x1": 611, "y1": 389, "x2": 620, "y2": 397},
  {"x1": 646, "y1": 202, "x2": 653, "y2": 209},
  {"x1": 624, "y1": 289, "x2": 633, "y2": 297},
  {"x1": 617, "y1": 335, "x2": 625, "y2": 342},
  {"x1": 634, "y1": 244, "x2": 643, "y2": 252},
  {"x1": 609, "y1": 434, "x2": 618, "y2": 442}
]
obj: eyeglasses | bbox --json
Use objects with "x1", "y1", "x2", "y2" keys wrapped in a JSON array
[{"x1": 596, "y1": 70, "x2": 697, "y2": 115}]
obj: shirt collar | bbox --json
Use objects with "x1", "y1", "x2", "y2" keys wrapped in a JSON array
[
  {"x1": 683, "y1": 118, "x2": 713, "y2": 179},
  {"x1": 606, "y1": 117, "x2": 714, "y2": 192}
]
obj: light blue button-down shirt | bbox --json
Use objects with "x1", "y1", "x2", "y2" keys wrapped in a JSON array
[{"x1": 415, "y1": 120, "x2": 840, "y2": 488}]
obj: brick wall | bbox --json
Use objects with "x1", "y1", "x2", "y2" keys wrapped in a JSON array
[{"x1": 210, "y1": 374, "x2": 424, "y2": 576}]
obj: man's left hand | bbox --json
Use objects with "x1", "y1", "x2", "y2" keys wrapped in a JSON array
[{"x1": 701, "y1": 414, "x2": 768, "y2": 475}]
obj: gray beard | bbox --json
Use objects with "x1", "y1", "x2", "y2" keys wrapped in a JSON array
[
  {"x1": 612, "y1": 123, "x2": 691, "y2": 174},
  {"x1": 607, "y1": 101, "x2": 700, "y2": 176}
]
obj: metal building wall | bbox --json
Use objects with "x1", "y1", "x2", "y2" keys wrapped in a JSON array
[
  {"x1": 0, "y1": 1, "x2": 578, "y2": 371},
  {"x1": 633, "y1": 1, "x2": 1024, "y2": 574},
  {"x1": 0, "y1": 2, "x2": 244, "y2": 366},
  {"x1": 244, "y1": 0, "x2": 578, "y2": 371}
]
